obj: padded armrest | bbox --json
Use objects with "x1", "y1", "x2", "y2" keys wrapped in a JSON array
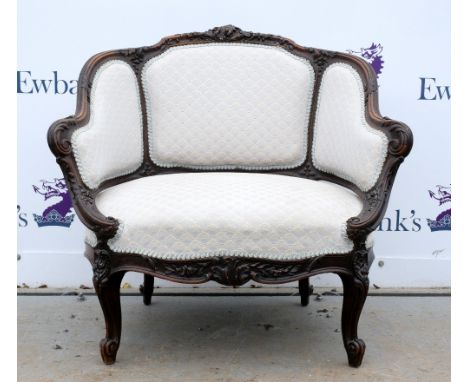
[
  {"x1": 47, "y1": 50, "x2": 130, "y2": 242},
  {"x1": 48, "y1": 116, "x2": 119, "y2": 241},
  {"x1": 346, "y1": 116, "x2": 413, "y2": 243}
]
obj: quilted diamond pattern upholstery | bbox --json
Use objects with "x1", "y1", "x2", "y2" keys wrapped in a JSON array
[
  {"x1": 72, "y1": 60, "x2": 144, "y2": 189},
  {"x1": 312, "y1": 63, "x2": 388, "y2": 191},
  {"x1": 142, "y1": 43, "x2": 315, "y2": 169},
  {"x1": 85, "y1": 173, "x2": 368, "y2": 260}
]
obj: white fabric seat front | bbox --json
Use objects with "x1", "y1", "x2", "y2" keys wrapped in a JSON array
[{"x1": 87, "y1": 173, "x2": 366, "y2": 260}]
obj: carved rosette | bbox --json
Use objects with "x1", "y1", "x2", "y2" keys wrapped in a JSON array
[
  {"x1": 205, "y1": 25, "x2": 253, "y2": 41},
  {"x1": 299, "y1": 160, "x2": 319, "y2": 178},
  {"x1": 311, "y1": 49, "x2": 336, "y2": 75},
  {"x1": 365, "y1": 188, "x2": 381, "y2": 209},
  {"x1": 352, "y1": 250, "x2": 369, "y2": 287},
  {"x1": 121, "y1": 47, "x2": 151, "y2": 72},
  {"x1": 139, "y1": 162, "x2": 157, "y2": 177},
  {"x1": 93, "y1": 248, "x2": 112, "y2": 285}
]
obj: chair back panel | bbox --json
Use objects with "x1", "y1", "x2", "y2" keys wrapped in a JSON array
[{"x1": 142, "y1": 43, "x2": 315, "y2": 169}]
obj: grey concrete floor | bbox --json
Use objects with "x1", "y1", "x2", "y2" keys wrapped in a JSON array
[{"x1": 18, "y1": 295, "x2": 450, "y2": 382}]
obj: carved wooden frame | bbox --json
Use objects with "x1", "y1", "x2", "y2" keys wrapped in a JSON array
[{"x1": 48, "y1": 25, "x2": 413, "y2": 367}]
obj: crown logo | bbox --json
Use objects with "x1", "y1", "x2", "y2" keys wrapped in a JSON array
[
  {"x1": 426, "y1": 185, "x2": 451, "y2": 232},
  {"x1": 32, "y1": 178, "x2": 75, "y2": 228},
  {"x1": 33, "y1": 209, "x2": 74, "y2": 228}
]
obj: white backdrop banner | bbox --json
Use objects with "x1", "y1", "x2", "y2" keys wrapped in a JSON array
[{"x1": 17, "y1": 0, "x2": 450, "y2": 287}]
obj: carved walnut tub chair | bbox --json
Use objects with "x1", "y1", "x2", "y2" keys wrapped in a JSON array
[{"x1": 48, "y1": 26, "x2": 412, "y2": 367}]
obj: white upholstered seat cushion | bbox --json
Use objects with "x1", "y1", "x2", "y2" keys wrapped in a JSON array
[{"x1": 86, "y1": 173, "x2": 369, "y2": 259}]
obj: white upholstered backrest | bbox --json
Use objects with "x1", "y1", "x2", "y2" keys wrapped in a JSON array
[
  {"x1": 72, "y1": 60, "x2": 144, "y2": 189},
  {"x1": 71, "y1": 47, "x2": 388, "y2": 191},
  {"x1": 142, "y1": 43, "x2": 315, "y2": 169},
  {"x1": 312, "y1": 63, "x2": 388, "y2": 191}
]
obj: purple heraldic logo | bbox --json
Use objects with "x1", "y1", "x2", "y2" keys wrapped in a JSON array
[
  {"x1": 32, "y1": 178, "x2": 75, "y2": 227},
  {"x1": 348, "y1": 43, "x2": 384, "y2": 78},
  {"x1": 427, "y1": 185, "x2": 451, "y2": 232}
]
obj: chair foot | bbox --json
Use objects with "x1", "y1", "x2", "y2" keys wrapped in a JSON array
[
  {"x1": 298, "y1": 278, "x2": 313, "y2": 306},
  {"x1": 94, "y1": 271, "x2": 125, "y2": 365},
  {"x1": 100, "y1": 337, "x2": 120, "y2": 365},
  {"x1": 339, "y1": 272, "x2": 369, "y2": 368},
  {"x1": 140, "y1": 274, "x2": 154, "y2": 305},
  {"x1": 344, "y1": 338, "x2": 366, "y2": 367}
]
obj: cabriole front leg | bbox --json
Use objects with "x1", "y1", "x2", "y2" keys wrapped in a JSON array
[
  {"x1": 94, "y1": 271, "x2": 125, "y2": 365},
  {"x1": 93, "y1": 264, "x2": 126, "y2": 365},
  {"x1": 339, "y1": 250, "x2": 370, "y2": 367}
]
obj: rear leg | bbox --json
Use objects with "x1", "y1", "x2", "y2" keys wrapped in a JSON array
[
  {"x1": 299, "y1": 278, "x2": 313, "y2": 306},
  {"x1": 139, "y1": 274, "x2": 154, "y2": 306}
]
